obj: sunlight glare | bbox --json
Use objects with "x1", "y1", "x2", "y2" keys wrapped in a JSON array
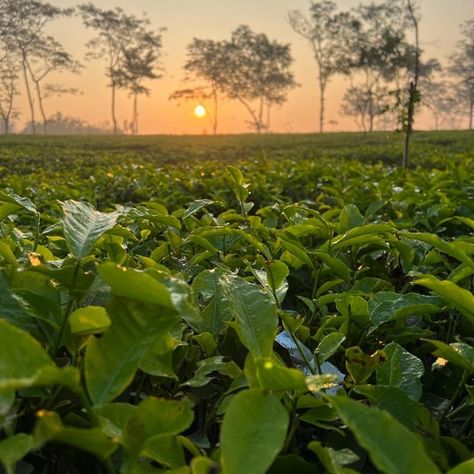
[{"x1": 194, "y1": 104, "x2": 207, "y2": 118}]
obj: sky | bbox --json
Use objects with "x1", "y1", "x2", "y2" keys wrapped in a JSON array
[{"x1": 16, "y1": 0, "x2": 474, "y2": 134}]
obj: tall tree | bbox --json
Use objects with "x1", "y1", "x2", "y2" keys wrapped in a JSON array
[
  {"x1": 343, "y1": 1, "x2": 411, "y2": 132},
  {"x1": 449, "y1": 19, "x2": 474, "y2": 130},
  {"x1": 288, "y1": 1, "x2": 356, "y2": 132},
  {"x1": 79, "y1": 3, "x2": 156, "y2": 135},
  {"x1": 0, "y1": 0, "x2": 75, "y2": 134},
  {"x1": 118, "y1": 28, "x2": 164, "y2": 135},
  {"x1": 0, "y1": 52, "x2": 18, "y2": 133},
  {"x1": 170, "y1": 38, "x2": 227, "y2": 135},
  {"x1": 401, "y1": 0, "x2": 420, "y2": 168},
  {"x1": 222, "y1": 25, "x2": 297, "y2": 134}
]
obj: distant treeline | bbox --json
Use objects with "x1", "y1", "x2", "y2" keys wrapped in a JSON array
[{"x1": 0, "y1": 0, "x2": 473, "y2": 139}]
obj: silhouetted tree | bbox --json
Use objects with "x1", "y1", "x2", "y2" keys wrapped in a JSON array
[
  {"x1": 0, "y1": 50, "x2": 18, "y2": 133},
  {"x1": 80, "y1": 3, "x2": 160, "y2": 135},
  {"x1": 118, "y1": 28, "x2": 164, "y2": 135},
  {"x1": 343, "y1": 1, "x2": 412, "y2": 132},
  {"x1": 170, "y1": 38, "x2": 228, "y2": 135},
  {"x1": 0, "y1": 0, "x2": 76, "y2": 133},
  {"x1": 449, "y1": 19, "x2": 474, "y2": 129},
  {"x1": 222, "y1": 25, "x2": 297, "y2": 133},
  {"x1": 341, "y1": 84, "x2": 389, "y2": 132},
  {"x1": 288, "y1": 1, "x2": 356, "y2": 132}
]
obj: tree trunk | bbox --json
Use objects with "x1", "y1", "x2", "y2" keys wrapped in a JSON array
[
  {"x1": 132, "y1": 92, "x2": 138, "y2": 135},
  {"x1": 212, "y1": 88, "x2": 218, "y2": 135},
  {"x1": 266, "y1": 104, "x2": 272, "y2": 133},
  {"x1": 31, "y1": 76, "x2": 48, "y2": 134},
  {"x1": 22, "y1": 57, "x2": 36, "y2": 134},
  {"x1": 111, "y1": 83, "x2": 118, "y2": 135},
  {"x1": 368, "y1": 90, "x2": 374, "y2": 132},
  {"x1": 319, "y1": 81, "x2": 325, "y2": 133},
  {"x1": 403, "y1": 1, "x2": 420, "y2": 168},
  {"x1": 469, "y1": 97, "x2": 473, "y2": 130}
]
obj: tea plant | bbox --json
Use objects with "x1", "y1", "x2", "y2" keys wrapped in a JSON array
[{"x1": 0, "y1": 133, "x2": 473, "y2": 474}]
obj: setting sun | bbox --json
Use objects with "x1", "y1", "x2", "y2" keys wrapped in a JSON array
[{"x1": 194, "y1": 104, "x2": 207, "y2": 118}]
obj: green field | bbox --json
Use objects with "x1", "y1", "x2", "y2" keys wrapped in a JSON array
[{"x1": 0, "y1": 131, "x2": 473, "y2": 474}]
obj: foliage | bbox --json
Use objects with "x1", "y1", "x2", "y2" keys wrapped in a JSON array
[{"x1": 0, "y1": 131, "x2": 472, "y2": 473}]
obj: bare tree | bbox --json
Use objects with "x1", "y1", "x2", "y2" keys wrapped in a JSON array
[
  {"x1": 288, "y1": 1, "x2": 355, "y2": 132},
  {"x1": 449, "y1": 19, "x2": 474, "y2": 130}
]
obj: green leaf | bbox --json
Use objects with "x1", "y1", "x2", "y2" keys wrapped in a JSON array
[
  {"x1": 0, "y1": 319, "x2": 79, "y2": 392},
  {"x1": 34, "y1": 411, "x2": 117, "y2": 459},
  {"x1": 222, "y1": 273, "x2": 278, "y2": 358},
  {"x1": 265, "y1": 260, "x2": 289, "y2": 291},
  {"x1": 85, "y1": 297, "x2": 178, "y2": 405},
  {"x1": 0, "y1": 434, "x2": 36, "y2": 474},
  {"x1": 376, "y1": 342, "x2": 424, "y2": 400},
  {"x1": 280, "y1": 231, "x2": 314, "y2": 268},
  {"x1": 61, "y1": 200, "x2": 123, "y2": 258},
  {"x1": 122, "y1": 397, "x2": 193, "y2": 468},
  {"x1": 226, "y1": 165, "x2": 244, "y2": 185},
  {"x1": 183, "y1": 199, "x2": 214, "y2": 219},
  {"x1": 345, "y1": 347, "x2": 386, "y2": 385},
  {"x1": 369, "y1": 291, "x2": 442, "y2": 329},
  {"x1": 99, "y1": 263, "x2": 174, "y2": 309},
  {"x1": 447, "y1": 459, "x2": 474, "y2": 474},
  {"x1": 330, "y1": 396, "x2": 441, "y2": 474},
  {"x1": 354, "y1": 385, "x2": 428, "y2": 430},
  {"x1": 316, "y1": 333, "x2": 346, "y2": 364},
  {"x1": 183, "y1": 356, "x2": 241, "y2": 388},
  {"x1": 413, "y1": 275, "x2": 474, "y2": 323},
  {"x1": 423, "y1": 340, "x2": 474, "y2": 373},
  {"x1": 339, "y1": 204, "x2": 364, "y2": 233},
  {"x1": 308, "y1": 441, "x2": 359, "y2": 474},
  {"x1": 0, "y1": 202, "x2": 22, "y2": 222},
  {"x1": 69, "y1": 306, "x2": 111, "y2": 336},
  {"x1": 192, "y1": 268, "x2": 233, "y2": 336},
  {"x1": 220, "y1": 389, "x2": 289, "y2": 474},
  {"x1": 313, "y1": 252, "x2": 351, "y2": 283},
  {"x1": 328, "y1": 224, "x2": 396, "y2": 250},
  {"x1": 255, "y1": 358, "x2": 307, "y2": 392},
  {"x1": 402, "y1": 232, "x2": 474, "y2": 268},
  {"x1": 0, "y1": 191, "x2": 38, "y2": 215}
]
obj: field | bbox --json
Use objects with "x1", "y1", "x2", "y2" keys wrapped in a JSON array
[{"x1": 0, "y1": 131, "x2": 473, "y2": 474}]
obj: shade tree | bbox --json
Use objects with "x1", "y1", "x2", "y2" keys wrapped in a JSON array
[{"x1": 288, "y1": 1, "x2": 356, "y2": 133}]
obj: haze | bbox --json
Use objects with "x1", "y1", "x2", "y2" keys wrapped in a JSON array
[{"x1": 15, "y1": 0, "x2": 474, "y2": 134}]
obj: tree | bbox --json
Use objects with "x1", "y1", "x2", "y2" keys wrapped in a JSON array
[
  {"x1": 420, "y1": 76, "x2": 460, "y2": 130},
  {"x1": 341, "y1": 84, "x2": 389, "y2": 132},
  {"x1": 170, "y1": 38, "x2": 227, "y2": 135},
  {"x1": 221, "y1": 25, "x2": 297, "y2": 133},
  {"x1": 288, "y1": 1, "x2": 356, "y2": 132},
  {"x1": 449, "y1": 19, "x2": 474, "y2": 129},
  {"x1": 401, "y1": 0, "x2": 420, "y2": 168},
  {"x1": 117, "y1": 28, "x2": 164, "y2": 135},
  {"x1": 0, "y1": 49, "x2": 18, "y2": 134},
  {"x1": 80, "y1": 3, "x2": 160, "y2": 135},
  {"x1": 342, "y1": 1, "x2": 412, "y2": 132},
  {"x1": 0, "y1": 0, "x2": 76, "y2": 134}
]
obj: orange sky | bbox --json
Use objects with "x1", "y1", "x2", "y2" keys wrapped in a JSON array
[{"x1": 15, "y1": 0, "x2": 474, "y2": 134}]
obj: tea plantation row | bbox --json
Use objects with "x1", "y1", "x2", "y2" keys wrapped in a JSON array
[{"x1": 0, "y1": 132, "x2": 472, "y2": 473}]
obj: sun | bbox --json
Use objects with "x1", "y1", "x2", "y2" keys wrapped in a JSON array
[{"x1": 194, "y1": 104, "x2": 207, "y2": 118}]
